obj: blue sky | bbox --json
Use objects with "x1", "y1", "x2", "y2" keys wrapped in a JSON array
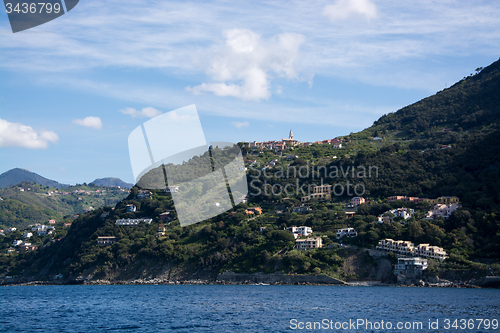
[{"x1": 0, "y1": 0, "x2": 499, "y2": 185}]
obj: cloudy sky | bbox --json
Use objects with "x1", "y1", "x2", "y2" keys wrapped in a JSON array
[{"x1": 0, "y1": 0, "x2": 499, "y2": 184}]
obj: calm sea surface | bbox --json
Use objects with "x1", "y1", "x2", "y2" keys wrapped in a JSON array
[{"x1": 1, "y1": 285, "x2": 499, "y2": 332}]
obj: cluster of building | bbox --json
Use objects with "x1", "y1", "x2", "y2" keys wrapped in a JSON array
[
  {"x1": 0, "y1": 227, "x2": 17, "y2": 236},
  {"x1": 2, "y1": 218, "x2": 66, "y2": 253},
  {"x1": 387, "y1": 196, "x2": 461, "y2": 220},
  {"x1": 388, "y1": 195, "x2": 459, "y2": 206},
  {"x1": 6, "y1": 241, "x2": 37, "y2": 253},
  {"x1": 376, "y1": 239, "x2": 448, "y2": 261},
  {"x1": 31, "y1": 224, "x2": 55, "y2": 236},
  {"x1": 245, "y1": 130, "x2": 343, "y2": 154},
  {"x1": 274, "y1": 225, "x2": 323, "y2": 250},
  {"x1": 39, "y1": 187, "x2": 129, "y2": 197}
]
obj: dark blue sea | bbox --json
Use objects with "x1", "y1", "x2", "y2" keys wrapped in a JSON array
[{"x1": 1, "y1": 285, "x2": 499, "y2": 332}]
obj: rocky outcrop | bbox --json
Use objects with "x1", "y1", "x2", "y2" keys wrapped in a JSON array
[{"x1": 216, "y1": 272, "x2": 346, "y2": 285}]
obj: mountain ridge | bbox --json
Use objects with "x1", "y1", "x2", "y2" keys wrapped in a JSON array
[
  {"x1": 0, "y1": 168, "x2": 70, "y2": 189},
  {"x1": 0, "y1": 168, "x2": 133, "y2": 190}
]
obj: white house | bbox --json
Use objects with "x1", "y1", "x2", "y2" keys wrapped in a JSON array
[
  {"x1": 12, "y1": 240, "x2": 23, "y2": 246},
  {"x1": 137, "y1": 190, "x2": 152, "y2": 199},
  {"x1": 333, "y1": 143, "x2": 342, "y2": 148},
  {"x1": 336, "y1": 228, "x2": 358, "y2": 239},
  {"x1": 286, "y1": 226, "x2": 313, "y2": 238},
  {"x1": 165, "y1": 186, "x2": 179, "y2": 193},
  {"x1": 392, "y1": 208, "x2": 414, "y2": 219},
  {"x1": 378, "y1": 208, "x2": 414, "y2": 223},
  {"x1": 23, "y1": 232, "x2": 33, "y2": 238},
  {"x1": 125, "y1": 204, "x2": 136, "y2": 212},
  {"x1": 425, "y1": 203, "x2": 460, "y2": 219}
]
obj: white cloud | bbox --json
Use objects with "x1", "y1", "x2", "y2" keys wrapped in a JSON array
[
  {"x1": 119, "y1": 107, "x2": 162, "y2": 118},
  {"x1": 73, "y1": 116, "x2": 103, "y2": 129},
  {"x1": 323, "y1": 0, "x2": 377, "y2": 21},
  {"x1": 232, "y1": 121, "x2": 250, "y2": 129},
  {"x1": 187, "y1": 29, "x2": 305, "y2": 100},
  {"x1": 0, "y1": 1, "x2": 498, "y2": 93},
  {"x1": 0, "y1": 118, "x2": 59, "y2": 149}
]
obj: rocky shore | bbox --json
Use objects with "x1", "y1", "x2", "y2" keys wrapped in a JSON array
[{"x1": 2, "y1": 272, "x2": 499, "y2": 288}]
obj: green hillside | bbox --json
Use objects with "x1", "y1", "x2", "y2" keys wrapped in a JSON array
[
  {"x1": 0, "y1": 182, "x2": 130, "y2": 228},
  {"x1": 1, "y1": 60, "x2": 499, "y2": 284}
]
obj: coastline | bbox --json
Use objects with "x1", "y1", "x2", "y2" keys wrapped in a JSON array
[{"x1": 1, "y1": 278, "x2": 489, "y2": 288}]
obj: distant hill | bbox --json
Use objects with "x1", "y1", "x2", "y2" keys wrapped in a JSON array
[
  {"x1": 0, "y1": 168, "x2": 69, "y2": 189},
  {"x1": 90, "y1": 177, "x2": 134, "y2": 189},
  {"x1": 0, "y1": 181, "x2": 130, "y2": 228}
]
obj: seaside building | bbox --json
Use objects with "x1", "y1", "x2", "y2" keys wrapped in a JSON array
[
  {"x1": 156, "y1": 224, "x2": 166, "y2": 237},
  {"x1": 294, "y1": 237, "x2": 322, "y2": 250},
  {"x1": 115, "y1": 218, "x2": 153, "y2": 226},
  {"x1": 425, "y1": 203, "x2": 461, "y2": 219},
  {"x1": 292, "y1": 206, "x2": 311, "y2": 213},
  {"x1": 301, "y1": 185, "x2": 332, "y2": 203},
  {"x1": 377, "y1": 208, "x2": 415, "y2": 224},
  {"x1": 336, "y1": 227, "x2": 358, "y2": 239},
  {"x1": 387, "y1": 196, "x2": 426, "y2": 203},
  {"x1": 394, "y1": 257, "x2": 428, "y2": 278},
  {"x1": 159, "y1": 211, "x2": 172, "y2": 221},
  {"x1": 376, "y1": 238, "x2": 447, "y2": 261},
  {"x1": 428, "y1": 196, "x2": 460, "y2": 205},
  {"x1": 414, "y1": 244, "x2": 448, "y2": 261},
  {"x1": 137, "y1": 190, "x2": 152, "y2": 199},
  {"x1": 97, "y1": 236, "x2": 116, "y2": 246},
  {"x1": 286, "y1": 226, "x2": 313, "y2": 239},
  {"x1": 126, "y1": 204, "x2": 136, "y2": 212},
  {"x1": 244, "y1": 207, "x2": 262, "y2": 216},
  {"x1": 351, "y1": 197, "x2": 365, "y2": 206},
  {"x1": 165, "y1": 186, "x2": 179, "y2": 193}
]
